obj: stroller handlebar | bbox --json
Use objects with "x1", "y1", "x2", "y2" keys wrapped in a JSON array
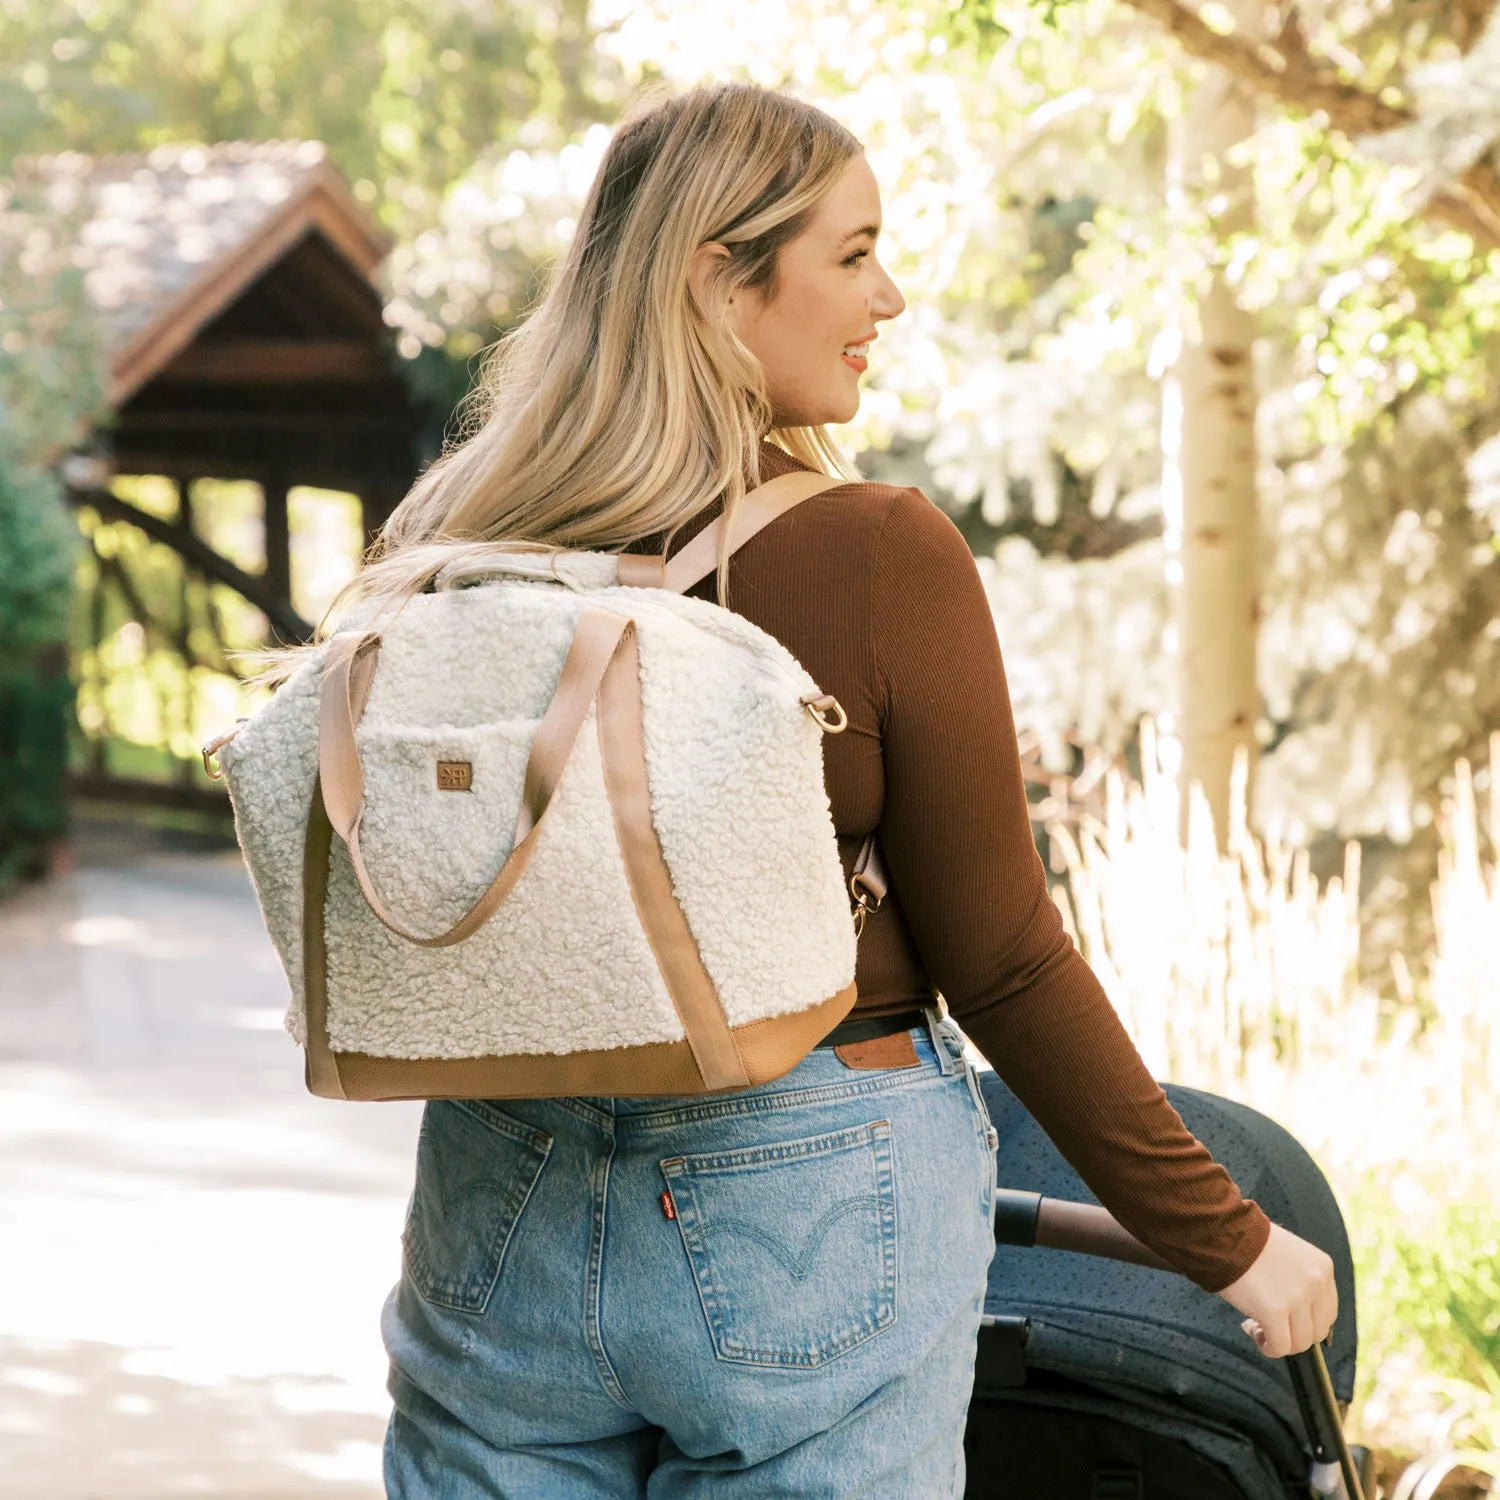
[
  {"x1": 992, "y1": 1188, "x2": 1174, "y2": 1270},
  {"x1": 989, "y1": 1188, "x2": 1367, "y2": 1500}
]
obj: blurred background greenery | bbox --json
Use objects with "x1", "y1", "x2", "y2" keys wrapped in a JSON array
[{"x1": 1, "y1": 0, "x2": 1497, "y2": 1490}]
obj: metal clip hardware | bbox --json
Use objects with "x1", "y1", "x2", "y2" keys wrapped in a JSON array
[
  {"x1": 201, "y1": 721, "x2": 247, "y2": 780},
  {"x1": 849, "y1": 867, "x2": 884, "y2": 937},
  {"x1": 799, "y1": 692, "x2": 848, "y2": 734}
]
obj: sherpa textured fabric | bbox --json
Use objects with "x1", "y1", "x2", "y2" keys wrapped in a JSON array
[
  {"x1": 615, "y1": 440, "x2": 1273, "y2": 1294},
  {"x1": 220, "y1": 577, "x2": 855, "y2": 1061}
]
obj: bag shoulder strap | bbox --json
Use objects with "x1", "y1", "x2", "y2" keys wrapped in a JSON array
[
  {"x1": 618, "y1": 466, "x2": 893, "y2": 939},
  {"x1": 618, "y1": 469, "x2": 847, "y2": 595}
]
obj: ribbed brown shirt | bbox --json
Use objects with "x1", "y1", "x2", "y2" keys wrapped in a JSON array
[{"x1": 632, "y1": 441, "x2": 1271, "y2": 1292}]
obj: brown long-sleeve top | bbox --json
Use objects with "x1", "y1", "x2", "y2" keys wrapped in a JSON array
[{"x1": 630, "y1": 441, "x2": 1272, "y2": 1293}]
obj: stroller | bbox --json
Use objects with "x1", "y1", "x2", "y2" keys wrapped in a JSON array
[{"x1": 965, "y1": 1071, "x2": 1378, "y2": 1500}]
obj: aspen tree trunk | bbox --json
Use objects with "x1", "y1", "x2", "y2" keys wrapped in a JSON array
[{"x1": 1177, "y1": 0, "x2": 1262, "y2": 852}]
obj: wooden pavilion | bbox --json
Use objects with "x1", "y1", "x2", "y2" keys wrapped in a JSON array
[{"x1": 14, "y1": 140, "x2": 426, "y2": 807}]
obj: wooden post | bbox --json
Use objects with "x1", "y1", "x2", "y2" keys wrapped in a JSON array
[
  {"x1": 172, "y1": 477, "x2": 194, "y2": 784},
  {"x1": 359, "y1": 481, "x2": 404, "y2": 559},
  {"x1": 87, "y1": 537, "x2": 107, "y2": 775},
  {"x1": 262, "y1": 473, "x2": 292, "y2": 640}
]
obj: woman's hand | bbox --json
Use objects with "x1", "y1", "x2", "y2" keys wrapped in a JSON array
[{"x1": 1216, "y1": 1222, "x2": 1338, "y2": 1358}]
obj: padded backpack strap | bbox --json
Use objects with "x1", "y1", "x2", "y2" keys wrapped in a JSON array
[{"x1": 620, "y1": 470, "x2": 848, "y2": 595}]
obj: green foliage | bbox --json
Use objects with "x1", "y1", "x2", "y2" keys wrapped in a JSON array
[
  {"x1": 0, "y1": 170, "x2": 104, "y2": 883},
  {"x1": 0, "y1": 181, "x2": 105, "y2": 466},
  {"x1": 0, "y1": 662, "x2": 73, "y2": 881},
  {"x1": 874, "y1": 0, "x2": 1500, "y2": 861},
  {"x1": 0, "y1": 0, "x2": 616, "y2": 241},
  {"x1": 1389, "y1": 1205, "x2": 1500, "y2": 1386},
  {"x1": 0, "y1": 459, "x2": 77, "y2": 882},
  {"x1": 0, "y1": 460, "x2": 75, "y2": 666},
  {"x1": 922, "y1": 0, "x2": 1017, "y2": 57},
  {"x1": 1350, "y1": 1186, "x2": 1500, "y2": 1455}
]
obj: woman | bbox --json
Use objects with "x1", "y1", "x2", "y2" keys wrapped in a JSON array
[{"x1": 361, "y1": 83, "x2": 1338, "y2": 1496}]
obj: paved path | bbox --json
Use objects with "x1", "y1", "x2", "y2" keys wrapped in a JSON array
[{"x1": 0, "y1": 834, "x2": 421, "y2": 1497}]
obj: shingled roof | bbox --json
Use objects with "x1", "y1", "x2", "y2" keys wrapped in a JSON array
[{"x1": 7, "y1": 139, "x2": 391, "y2": 405}]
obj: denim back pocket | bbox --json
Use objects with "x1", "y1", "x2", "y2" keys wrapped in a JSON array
[
  {"x1": 403, "y1": 1100, "x2": 552, "y2": 1315},
  {"x1": 660, "y1": 1119, "x2": 897, "y2": 1368}
]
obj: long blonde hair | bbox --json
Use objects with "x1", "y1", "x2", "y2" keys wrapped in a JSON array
[{"x1": 262, "y1": 83, "x2": 862, "y2": 678}]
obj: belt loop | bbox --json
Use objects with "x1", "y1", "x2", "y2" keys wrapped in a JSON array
[{"x1": 923, "y1": 1004, "x2": 954, "y2": 1075}]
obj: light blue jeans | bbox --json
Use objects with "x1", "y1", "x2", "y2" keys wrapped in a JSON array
[{"x1": 382, "y1": 1010, "x2": 999, "y2": 1498}]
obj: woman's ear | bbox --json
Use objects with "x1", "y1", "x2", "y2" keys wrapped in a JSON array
[{"x1": 688, "y1": 240, "x2": 733, "y2": 321}]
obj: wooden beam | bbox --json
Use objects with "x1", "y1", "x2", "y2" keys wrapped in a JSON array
[
  {"x1": 115, "y1": 410, "x2": 405, "y2": 435},
  {"x1": 104, "y1": 449, "x2": 403, "y2": 495},
  {"x1": 65, "y1": 484, "x2": 313, "y2": 642},
  {"x1": 162, "y1": 338, "x2": 392, "y2": 384}
]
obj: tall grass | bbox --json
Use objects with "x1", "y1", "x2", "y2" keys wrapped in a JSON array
[
  {"x1": 1426, "y1": 744, "x2": 1500, "y2": 1115},
  {"x1": 1044, "y1": 723, "x2": 1500, "y2": 1477}
]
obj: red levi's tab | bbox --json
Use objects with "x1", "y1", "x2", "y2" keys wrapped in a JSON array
[{"x1": 660, "y1": 1190, "x2": 677, "y2": 1221}]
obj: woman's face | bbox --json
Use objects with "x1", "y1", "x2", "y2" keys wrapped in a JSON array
[{"x1": 730, "y1": 155, "x2": 905, "y2": 428}]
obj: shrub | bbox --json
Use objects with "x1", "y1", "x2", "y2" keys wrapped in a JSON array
[
  {"x1": 0, "y1": 173, "x2": 107, "y2": 885},
  {"x1": 0, "y1": 460, "x2": 79, "y2": 883}
]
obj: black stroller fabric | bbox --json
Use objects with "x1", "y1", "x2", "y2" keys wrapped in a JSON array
[{"x1": 965, "y1": 1072, "x2": 1358, "y2": 1500}]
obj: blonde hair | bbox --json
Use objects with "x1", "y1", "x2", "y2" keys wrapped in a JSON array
[{"x1": 259, "y1": 83, "x2": 862, "y2": 679}]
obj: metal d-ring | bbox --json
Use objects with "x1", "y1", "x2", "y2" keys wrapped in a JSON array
[
  {"x1": 201, "y1": 722, "x2": 245, "y2": 780},
  {"x1": 800, "y1": 693, "x2": 848, "y2": 734}
]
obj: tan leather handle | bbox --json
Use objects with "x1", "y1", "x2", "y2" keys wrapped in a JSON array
[{"x1": 317, "y1": 608, "x2": 635, "y2": 947}]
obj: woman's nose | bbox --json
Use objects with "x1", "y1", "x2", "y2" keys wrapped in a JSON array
[{"x1": 872, "y1": 262, "x2": 905, "y2": 321}]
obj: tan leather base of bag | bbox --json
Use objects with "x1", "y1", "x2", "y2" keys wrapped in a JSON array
[
  {"x1": 306, "y1": 985, "x2": 859, "y2": 1102},
  {"x1": 300, "y1": 782, "x2": 859, "y2": 1102}
]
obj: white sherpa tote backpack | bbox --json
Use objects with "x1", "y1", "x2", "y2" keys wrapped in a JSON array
[{"x1": 208, "y1": 470, "x2": 886, "y2": 1101}]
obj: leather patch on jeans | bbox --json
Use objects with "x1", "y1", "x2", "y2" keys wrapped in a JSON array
[{"x1": 833, "y1": 1032, "x2": 920, "y2": 1070}]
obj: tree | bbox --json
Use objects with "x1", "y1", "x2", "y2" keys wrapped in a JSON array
[
  {"x1": 1115, "y1": 0, "x2": 1500, "y2": 248},
  {"x1": 932, "y1": 0, "x2": 1500, "y2": 958},
  {"x1": 0, "y1": 0, "x2": 612, "y2": 223},
  {"x1": 0, "y1": 175, "x2": 106, "y2": 881},
  {"x1": 1172, "y1": 0, "x2": 1263, "y2": 849}
]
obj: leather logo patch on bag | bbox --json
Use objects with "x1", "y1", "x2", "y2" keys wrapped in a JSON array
[{"x1": 436, "y1": 760, "x2": 472, "y2": 792}]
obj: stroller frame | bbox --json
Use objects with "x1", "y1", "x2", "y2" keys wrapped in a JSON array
[{"x1": 985, "y1": 1186, "x2": 1368, "y2": 1500}]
